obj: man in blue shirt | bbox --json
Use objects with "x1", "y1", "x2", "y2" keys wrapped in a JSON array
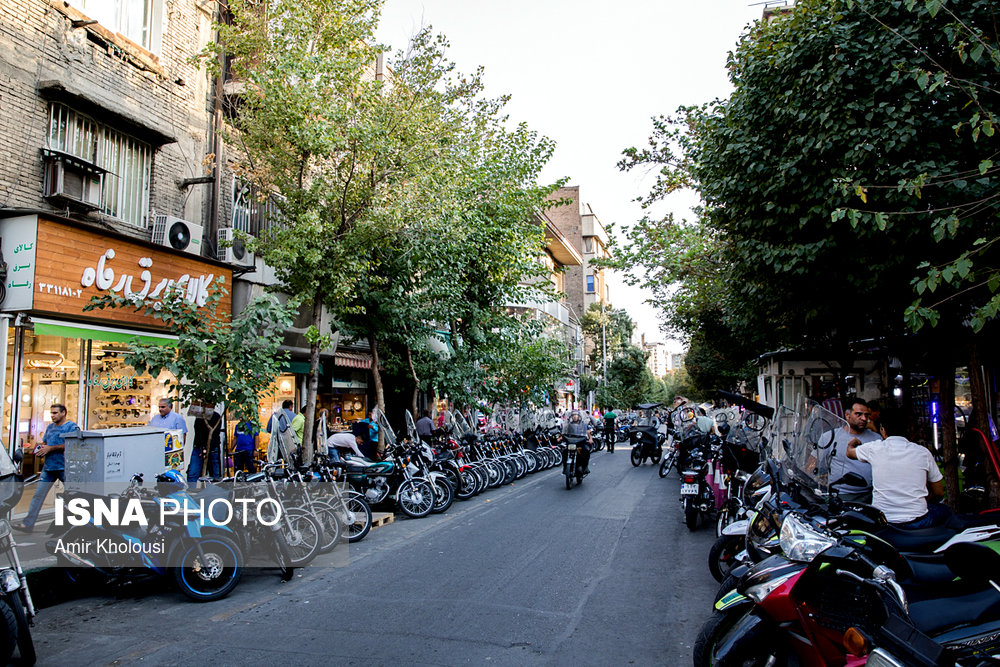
[
  {"x1": 149, "y1": 398, "x2": 188, "y2": 442},
  {"x1": 14, "y1": 403, "x2": 79, "y2": 532}
]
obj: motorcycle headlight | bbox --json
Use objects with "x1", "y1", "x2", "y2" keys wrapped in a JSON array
[
  {"x1": 744, "y1": 571, "x2": 797, "y2": 604},
  {"x1": 779, "y1": 513, "x2": 836, "y2": 563}
]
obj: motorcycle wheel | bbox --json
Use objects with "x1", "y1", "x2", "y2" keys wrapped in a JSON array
[
  {"x1": 0, "y1": 598, "x2": 17, "y2": 664},
  {"x1": 430, "y1": 477, "x2": 454, "y2": 514},
  {"x1": 313, "y1": 503, "x2": 343, "y2": 554},
  {"x1": 651, "y1": 448, "x2": 661, "y2": 464},
  {"x1": 708, "y1": 534, "x2": 744, "y2": 583},
  {"x1": 565, "y1": 452, "x2": 575, "y2": 489},
  {"x1": 629, "y1": 448, "x2": 642, "y2": 467},
  {"x1": 684, "y1": 497, "x2": 699, "y2": 531},
  {"x1": 693, "y1": 609, "x2": 785, "y2": 667},
  {"x1": 456, "y1": 469, "x2": 478, "y2": 500},
  {"x1": 658, "y1": 449, "x2": 675, "y2": 478},
  {"x1": 340, "y1": 492, "x2": 373, "y2": 543},
  {"x1": 172, "y1": 535, "x2": 244, "y2": 602},
  {"x1": 280, "y1": 511, "x2": 323, "y2": 567},
  {"x1": 269, "y1": 527, "x2": 296, "y2": 581},
  {"x1": 397, "y1": 478, "x2": 434, "y2": 518},
  {"x1": 10, "y1": 593, "x2": 34, "y2": 665}
]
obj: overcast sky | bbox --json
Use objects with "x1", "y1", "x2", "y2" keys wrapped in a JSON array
[{"x1": 376, "y1": 1, "x2": 767, "y2": 351}]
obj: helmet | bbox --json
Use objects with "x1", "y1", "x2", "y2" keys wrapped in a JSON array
[{"x1": 156, "y1": 469, "x2": 187, "y2": 494}]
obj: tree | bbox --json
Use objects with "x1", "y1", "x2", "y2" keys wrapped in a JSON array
[
  {"x1": 206, "y1": 2, "x2": 501, "y2": 459},
  {"x1": 580, "y1": 302, "x2": 635, "y2": 369},
  {"x1": 85, "y1": 279, "x2": 294, "y2": 449}
]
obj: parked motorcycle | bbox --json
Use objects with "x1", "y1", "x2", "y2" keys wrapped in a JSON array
[
  {"x1": 48, "y1": 471, "x2": 244, "y2": 602},
  {"x1": 0, "y1": 448, "x2": 34, "y2": 664},
  {"x1": 630, "y1": 402, "x2": 664, "y2": 466}
]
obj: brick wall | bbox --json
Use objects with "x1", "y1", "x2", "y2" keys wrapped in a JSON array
[{"x1": 0, "y1": 0, "x2": 217, "y2": 242}]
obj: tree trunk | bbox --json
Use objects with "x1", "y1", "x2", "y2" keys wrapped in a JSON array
[
  {"x1": 968, "y1": 338, "x2": 1000, "y2": 506},
  {"x1": 369, "y1": 332, "x2": 386, "y2": 454},
  {"x1": 302, "y1": 294, "x2": 323, "y2": 466},
  {"x1": 938, "y1": 367, "x2": 959, "y2": 509},
  {"x1": 406, "y1": 345, "x2": 419, "y2": 418}
]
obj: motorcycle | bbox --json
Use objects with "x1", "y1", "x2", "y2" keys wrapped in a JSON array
[
  {"x1": 562, "y1": 434, "x2": 589, "y2": 489},
  {"x1": 0, "y1": 448, "x2": 34, "y2": 664},
  {"x1": 630, "y1": 402, "x2": 664, "y2": 466},
  {"x1": 48, "y1": 471, "x2": 244, "y2": 602}
]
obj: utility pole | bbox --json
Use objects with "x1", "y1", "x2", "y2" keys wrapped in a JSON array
[{"x1": 601, "y1": 297, "x2": 608, "y2": 393}]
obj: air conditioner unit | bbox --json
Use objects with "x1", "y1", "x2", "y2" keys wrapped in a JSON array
[
  {"x1": 217, "y1": 227, "x2": 254, "y2": 266},
  {"x1": 151, "y1": 215, "x2": 203, "y2": 256},
  {"x1": 42, "y1": 149, "x2": 105, "y2": 211}
]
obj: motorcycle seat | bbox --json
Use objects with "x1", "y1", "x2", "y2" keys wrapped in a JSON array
[
  {"x1": 909, "y1": 588, "x2": 1000, "y2": 635},
  {"x1": 343, "y1": 457, "x2": 392, "y2": 474},
  {"x1": 873, "y1": 524, "x2": 957, "y2": 553}
]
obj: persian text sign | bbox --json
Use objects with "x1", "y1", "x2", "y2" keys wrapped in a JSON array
[{"x1": 32, "y1": 217, "x2": 231, "y2": 328}]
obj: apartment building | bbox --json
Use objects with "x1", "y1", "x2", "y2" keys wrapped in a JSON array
[{"x1": 544, "y1": 186, "x2": 611, "y2": 368}]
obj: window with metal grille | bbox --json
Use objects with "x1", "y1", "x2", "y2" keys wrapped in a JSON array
[
  {"x1": 232, "y1": 176, "x2": 282, "y2": 237},
  {"x1": 46, "y1": 102, "x2": 152, "y2": 228}
]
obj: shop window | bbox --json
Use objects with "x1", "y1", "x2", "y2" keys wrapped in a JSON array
[
  {"x1": 87, "y1": 342, "x2": 176, "y2": 430},
  {"x1": 46, "y1": 103, "x2": 152, "y2": 228},
  {"x1": 2, "y1": 331, "x2": 83, "y2": 474}
]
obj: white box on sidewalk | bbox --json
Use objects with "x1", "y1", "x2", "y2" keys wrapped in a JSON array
[{"x1": 63, "y1": 427, "x2": 171, "y2": 496}]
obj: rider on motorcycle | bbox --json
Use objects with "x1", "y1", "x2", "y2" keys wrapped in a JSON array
[{"x1": 563, "y1": 410, "x2": 593, "y2": 475}]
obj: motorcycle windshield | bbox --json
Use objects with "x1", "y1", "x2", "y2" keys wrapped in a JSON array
[
  {"x1": 375, "y1": 408, "x2": 398, "y2": 447},
  {"x1": 453, "y1": 411, "x2": 473, "y2": 436},
  {"x1": 405, "y1": 410, "x2": 418, "y2": 439},
  {"x1": 781, "y1": 398, "x2": 846, "y2": 496}
]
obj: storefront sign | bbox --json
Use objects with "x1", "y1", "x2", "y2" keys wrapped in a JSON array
[{"x1": 0, "y1": 216, "x2": 232, "y2": 328}]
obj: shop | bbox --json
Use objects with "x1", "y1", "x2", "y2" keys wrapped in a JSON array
[{"x1": 0, "y1": 213, "x2": 232, "y2": 470}]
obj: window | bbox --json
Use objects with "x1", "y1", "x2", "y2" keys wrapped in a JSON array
[
  {"x1": 76, "y1": 0, "x2": 163, "y2": 52},
  {"x1": 586, "y1": 275, "x2": 595, "y2": 293},
  {"x1": 47, "y1": 103, "x2": 151, "y2": 227},
  {"x1": 232, "y1": 177, "x2": 282, "y2": 237},
  {"x1": 583, "y1": 237, "x2": 594, "y2": 254}
]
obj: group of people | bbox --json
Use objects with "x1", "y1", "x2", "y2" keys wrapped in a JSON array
[{"x1": 827, "y1": 398, "x2": 946, "y2": 529}]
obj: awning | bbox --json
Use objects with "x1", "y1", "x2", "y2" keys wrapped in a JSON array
[
  {"x1": 335, "y1": 351, "x2": 373, "y2": 370},
  {"x1": 31, "y1": 317, "x2": 177, "y2": 346},
  {"x1": 280, "y1": 361, "x2": 323, "y2": 375}
]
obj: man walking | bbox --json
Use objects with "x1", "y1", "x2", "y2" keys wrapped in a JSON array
[{"x1": 14, "y1": 404, "x2": 78, "y2": 533}]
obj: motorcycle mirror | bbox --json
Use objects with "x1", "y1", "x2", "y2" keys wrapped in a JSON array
[{"x1": 12, "y1": 448, "x2": 22, "y2": 465}]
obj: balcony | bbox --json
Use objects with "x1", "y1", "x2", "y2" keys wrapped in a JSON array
[
  {"x1": 510, "y1": 299, "x2": 573, "y2": 327},
  {"x1": 582, "y1": 213, "x2": 610, "y2": 249}
]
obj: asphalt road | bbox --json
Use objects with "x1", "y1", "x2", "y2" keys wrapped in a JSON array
[{"x1": 31, "y1": 448, "x2": 719, "y2": 666}]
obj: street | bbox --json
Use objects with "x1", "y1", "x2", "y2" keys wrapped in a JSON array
[{"x1": 30, "y1": 448, "x2": 718, "y2": 666}]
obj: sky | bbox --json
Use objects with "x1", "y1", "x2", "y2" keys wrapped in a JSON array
[{"x1": 375, "y1": 1, "x2": 768, "y2": 352}]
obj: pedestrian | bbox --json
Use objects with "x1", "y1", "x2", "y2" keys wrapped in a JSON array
[
  {"x1": 603, "y1": 407, "x2": 618, "y2": 450},
  {"x1": 233, "y1": 419, "x2": 259, "y2": 473},
  {"x1": 291, "y1": 403, "x2": 306, "y2": 444},
  {"x1": 14, "y1": 403, "x2": 79, "y2": 533},
  {"x1": 266, "y1": 399, "x2": 295, "y2": 434},
  {"x1": 416, "y1": 409, "x2": 434, "y2": 440},
  {"x1": 188, "y1": 404, "x2": 222, "y2": 484}
]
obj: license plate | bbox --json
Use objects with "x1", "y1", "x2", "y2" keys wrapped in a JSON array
[{"x1": 680, "y1": 483, "x2": 699, "y2": 495}]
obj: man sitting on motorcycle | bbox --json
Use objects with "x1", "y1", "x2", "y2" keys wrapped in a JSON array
[
  {"x1": 563, "y1": 410, "x2": 593, "y2": 475},
  {"x1": 846, "y1": 408, "x2": 946, "y2": 528}
]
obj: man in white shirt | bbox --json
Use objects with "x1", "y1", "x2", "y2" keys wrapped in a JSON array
[
  {"x1": 326, "y1": 431, "x2": 366, "y2": 460},
  {"x1": 847, "y1": 408, "x2": 945, "y2": 528}
]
